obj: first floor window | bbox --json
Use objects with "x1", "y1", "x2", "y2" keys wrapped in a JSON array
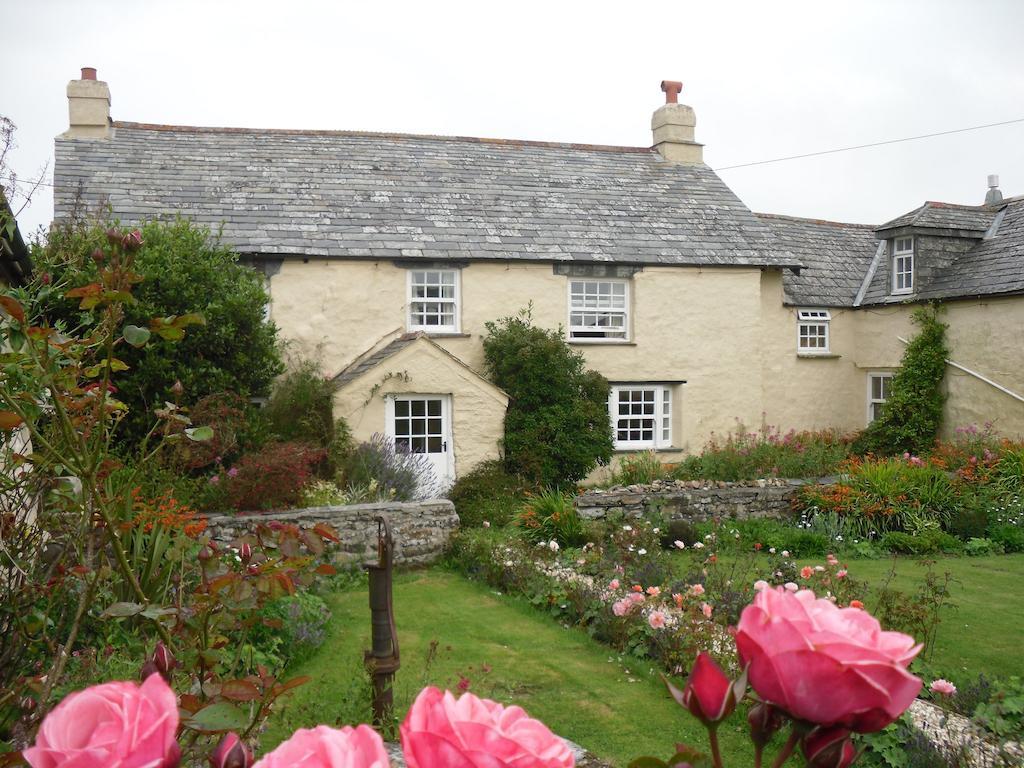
[
  {"x1": 569, "y1": 279, "x2": 629, "y2": 340},
  {"x1": 797, "y1": 309, "x2": 831, "y2": 353},
  {"x1": 891, "y1": 237, "x2": 914, "y2": 294},
  {"x1": 408, "y1": 269, "x2": 459, "y2": 333},
  {"x1": 867, "y1": 372, "x2": 894, "y2": 423},
  {"x1": 609, "y1": 385, "x2": 672, "y2": 449}
]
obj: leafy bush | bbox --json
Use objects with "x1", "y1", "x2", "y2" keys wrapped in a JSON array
[
  {"x1": 298, "y1": 479, "x2": 352, "y2": 507},
  {"x1": 989, "y1": 523, "x2": 1024, "y2": 553},
  {"x1": 482, "y1": 310, "x2": 613, "y2": 487},
  {"x1": 171, "y1": 391, "x2": 253, "y2": 471},
  {"x1": 223, "y1": 441, "x2": 327, "y2": 511},
  {"x1": 609, "y1": 451, "x2": 672, "y2": 486},
  {"x1": 34, "y1": 218, "x2": 283, "y2": 450},
  {"x1": 342, "y1": 433, "x2": 438, "y2": 501},
  {"x1": 857, "y1": 306, "x2": 948, "y2": 456},
  {"x1": 247, "y1": 590, "x2": 332, "y2": 670},
  {"x1": 263, "y1": 357, "x2": 352, "y2": 477},
  {"x1": 972, "y1": 675, "x2": 1024, "y2": 742},
  {"x1": 671, "y1": 424, "x2": 854, "y2": 482},
  {"x1": 964, "y1": 537, "x2": 1003, "y2": 556},
  {"x1": 517, "y1": 489, "x2": 586, "y2": 548},
  {"x1": 447, "y1": 459, "x2": 530, "y2": 528},
  {"x1": 879, "y1": 530, "x2": 963, "y2": 555}
]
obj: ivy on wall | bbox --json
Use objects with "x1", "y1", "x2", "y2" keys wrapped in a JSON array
[{"x1": 857, "y1": 305, "x2": 949, "y2": 456}]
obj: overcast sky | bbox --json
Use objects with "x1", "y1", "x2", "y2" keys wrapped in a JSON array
[{"x1": 4, "y1": 0, "x2": 1024, "y2": 239}]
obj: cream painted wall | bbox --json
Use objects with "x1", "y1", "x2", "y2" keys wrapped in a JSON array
[
  {"x1": 332, "y1": 339, "x2": 508, "y2": 478},
  {"x1": 272, "y1": 259, "x2": 1024, "y2": 480},
  {"x1": 272, "y1": 260, "x2": 771, "y2": 461}
]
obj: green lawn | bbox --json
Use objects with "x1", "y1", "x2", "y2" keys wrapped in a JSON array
[
  {"x1": 843, "y1": 554, "x2": 1024, "y2": 681},
  {"x1": 264, "y1": 570, "x2": 767, "y2": 766}
]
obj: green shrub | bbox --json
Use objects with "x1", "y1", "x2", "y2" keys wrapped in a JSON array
[
  {"x1": 482, "y1": 310, "x2": 613, "y2": 487},
  {"x1": 880, "y1": 530, "x2": 962, "y2": 555},
  {"x1": 671, "y1": 424, "x2": 854, "y2": 482},
  {"x1": 989, "y1": 524, "x2": 1024, "y2": 553},
  {"x1": 856, "y1": 306, "x2": 948, "y2": 456},
  {"x1": 247, "y1": 590, "x2": 332, "y2": 670},
  {"x1": 659, "y1": 519, "x2": 699, "y2": 549},
  {"x1": 964, "y1": 537, "x2": 1003, "y2": 556},
  {"x1": 609, "y1": 451, "x2": 671, "y2": 486},
  {"x1": 517, "y1": 488, "x2": 586, "y2": 548},
  {"x1": 447, "y1": 459, "x2": 530, "y2": 528},
  {"x1": 33, "y1": 218, "x2": 283, "y2": 450}
]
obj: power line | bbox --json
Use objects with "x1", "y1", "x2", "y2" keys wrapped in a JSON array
[
  {"x1": 716, "y1": 117, "x2": 1024, "y2": 171},
  {"x1": 4, "y1": 116, "x2": 1024, "y2": 188}
]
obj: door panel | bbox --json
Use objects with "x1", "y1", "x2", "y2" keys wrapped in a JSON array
[{"x1": 386, "y1": 395, "x2": 454, "y2": 492}]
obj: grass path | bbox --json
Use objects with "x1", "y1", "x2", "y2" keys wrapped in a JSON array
[{"x1": 263, "y1": 570, "x2": 767, "y2": 766}]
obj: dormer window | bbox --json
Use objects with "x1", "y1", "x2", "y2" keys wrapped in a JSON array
[{"x1": 891, "y1": 237, "x2": 914, "y2": 294}]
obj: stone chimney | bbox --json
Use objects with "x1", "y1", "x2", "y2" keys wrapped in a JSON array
[
  {"x1": 651, "y1": 80, "x2": 703, "y2": 164},
  {"x1": 985, "y1": 175, "x2": 1003, "y2": 206},
  {"x1": 64, "y1": 67, "x2": 111, "y2": 139}
]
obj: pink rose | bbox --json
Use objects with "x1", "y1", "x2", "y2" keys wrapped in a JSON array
[
  {"x1": 647, "y1": 610, "x2": 667, "y2": 629},
  {"x1": 735, "y1": 587, "x2": 922, "y2": 732},
  {"x1": 253, "y1": 725, "x2": 388, "y2": 768},
  {"x1": 612, "y1": 598, "x2": 631, "y2": 617},
  {"x1": 608, "y1": 579, "x2": 620, "y2": 590},
  {"x1": 401, "y1": 686, "x2": 573, "y2": 768},
  {"x1": 24, "y1": 674, "x2": 180, "y2": 768},
  {"x1": 930, "y1": 679, "x2": 957, "y2": 696}
]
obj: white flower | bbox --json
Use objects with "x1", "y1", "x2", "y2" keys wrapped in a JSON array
[
  {"x1": 548, "y1": 540, "x2": 560, "y2": 552},
  {"x1": 504, "y1": 560, "x2": 514, "y2": 567},
  {"x1": 652, "y1": 528, "x2": 660, "y2": 533},
  {"x1": 483, "y1": 521, "x2": 491, "y2": 528},
  {"x1": 734, "y1": 533, "x2": 740, "y2": 539},
  {"x1": 693, "y1": 542, "x2": 705, "y2": 549},
  {"x1": 704, "y1": 534, "x2": 713, "y2": 541},
  {"x1": 623, "y1": 525, "x2": 632, "y2": 531},
  {"x1": 674, "y1": 540, "x2": 686, "y2": 549},
  {"x1": 781, "y1": 550, "x2": 790, "y2": 558},
  {"x1": 769, "y1": 547, "x2": 776, "y2": 554},
  {"x1": 638, "y1": 548, "x2": 647, "y2": 556}
]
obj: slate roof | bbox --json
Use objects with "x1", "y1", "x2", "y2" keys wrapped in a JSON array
[
  {"x1": 916, "y1": 197, "x2": 1024, "y2": 300},
  {"x1": 878, "y1": 201, "x2": 997, "y2": 233},
  {"x1": 53, "y1": 122, "x2": 799, "y2": 270},
  {"x1": 333, "y1": 333, "x2": 421, "y2": 387},
  {"x1": 755, "y1": 214, "x2": 879, "y2": 306}
]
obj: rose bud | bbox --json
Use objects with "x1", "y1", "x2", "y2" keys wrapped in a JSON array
[
  {"x1": 122, "y1": 229, "x2": 144, "y2": 251},
  {"x1": 171, "y1": 380, "x2": 184, "y2": 397},
  {"x1": 239, "y1": 542, "x2": 253, "y2": 564},
  {"x1": 151, "y1": 642, "x2": 176, "y2": 683},
  {"x1": 802, "y1": 726, "x2": 857, "y2": 768},
  {"x1": 198, "y1": 545, "x2": 214, "y2": 564},
  {"x1": 105, "y1": 228, "x2": 123, "y2": 245},
  {"x1": 139, "y1": 660, "x2": 159, "y2": 682},
  {"x1": 665, "y1": 653, "x2": 746, "y2": 728},
  {"x1": 91, "y1": 248, "x2": 105, "y2": 264},
  {"x1": 747, "y1": 701, "x2": 785, "y2": 748},
  {"x1": 20, "y1": 696, "x2": 37, "y2": 713},
  {"x1": 209, "y1": 732, "x2": 252, "y2": 768}
]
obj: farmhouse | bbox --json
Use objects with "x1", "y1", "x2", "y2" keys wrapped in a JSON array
[{"x1": 54, "y1": 69, "x2": 1024, "y2": 484}]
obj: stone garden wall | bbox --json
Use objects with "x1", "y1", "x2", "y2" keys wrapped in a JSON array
[
  {"x1": 575, "y1": 478, "x2": 810, "y2": 522},
  {"x1": 204, "y1": 499, "x2": 459, "y2": 567}
]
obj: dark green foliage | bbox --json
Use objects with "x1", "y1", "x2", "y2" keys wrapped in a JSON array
[
  {"x1": 33, "y1": 219, "x2": 283, "y2": 449},
  {"x1": 482, "y1": 311, "x2": 613, "y2": 487},
  {"x1": 879, "y1": 530, "x2": 963, "y2": 555},
  {"x1": 447, "y1": 459, "x2": 530, "y2": 528},
  {"x1": 659, "y1": 519, "x2": 698, "y2": 549},
  {"x1": 263, "y1": 357, "x2": 352, "y2": 475},
  {"x1": 517, "y1": 488, "x2": 587, "y2": 548},
  {"x1": 857, "y1": 306, "x2": 949, "y2": 456}
]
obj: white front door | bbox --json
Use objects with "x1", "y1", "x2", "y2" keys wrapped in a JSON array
[{"x1": 386, "y1": 395, "x2": 455, "y2": 492}]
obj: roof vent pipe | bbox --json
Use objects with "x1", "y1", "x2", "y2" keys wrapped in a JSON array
[{"x1": 985, "y1": 174, "x2": 1003, "y2": 206}]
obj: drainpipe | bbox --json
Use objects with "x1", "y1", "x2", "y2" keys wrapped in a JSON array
[{"x1": 897, "y1": 336, "x2": 1024, "y2": 404}]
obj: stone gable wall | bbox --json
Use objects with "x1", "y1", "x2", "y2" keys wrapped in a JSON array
[
  {"x1": 575, "y1": 479, "x2": 811, "y2": 522},
  {"x1": 204, "y1": 500, "x2": 459, "y2": 567}
]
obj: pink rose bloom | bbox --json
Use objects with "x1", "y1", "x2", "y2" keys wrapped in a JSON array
[
  {"x1": 690, "y1": 584, "x2": 705, "y2": 596},
  {"x1": 648, "y1": 610, "x2": 667, "y2": 629},
  {"x1": 701, "y1": 602, "x2": 713, "y2": 619},
  {"x1": 753, "y1": 580, "x2": 769, "y2": 591},
  {"x1": 736, "y1": 586, "x2": 922, "y2": 732},
  {"x1": 627, "y1": 592, "x2": 645, "y2": 605},
  {"x1": 608, "y1": 579, "x2": 620, "y2": 590},
  {"x1": 253, "y1": 725, "x2": 388, "y2": 768},
  {"x1": 646, "y1": 586, "x2": 660, "y2": 597},
  {"x1": 612, "y1": 598, "x2": 631, "y2": 617},
  {"x1": 930, "y1": 679, "x2": 957, "y2": 696},
  {"x1": 784, "y1": 582, "x2": 798, "y2": 592},
  {"x1": 24, "y1": 674, "x2": 179, "y2": 768},
  {"x1": 800, "y1": 566, "x2": 814, "y2": 579},
  {"x1": 401, "y1": 686, "x2": 573, "y2": 768}
]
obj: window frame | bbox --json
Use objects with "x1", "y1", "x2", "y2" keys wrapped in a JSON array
[
  {"x1": 891, "y1": 237, "x2": 914, "y2": 295},
  {"x1": 608, "y1": 384, "x2": 673, "y2": 450},
  {"x1": 866, "y1": 372, "x2": 894, "y2": 424},
  {"x1": 567, "y1": 278, "x2": 630, "y2": 343},
  {"x1": 796, "y1": 309, "x2": 831, "y2": 354},
  {"x1": 407, "y1": 269, "x2": 460, "y2": 334}
]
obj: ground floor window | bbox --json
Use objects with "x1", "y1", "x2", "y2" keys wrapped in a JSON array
[
  {"x1": 609, "y1": 385, "x2": 672, "y2": 450},
  {"x1": 867, "y1": 372, "x2": 894, "y2": 423}
]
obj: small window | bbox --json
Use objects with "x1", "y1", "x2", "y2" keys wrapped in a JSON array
[
  {"x1": 797, "y1": 309, "x2": 831, "y2": 354},
  {"x1": 569, "y1": 279, "x2": 629, "y2": 341},
  {"x1": 891, "y1": 238, "x2": 914, "y2": 294},
  {"x1": 609, "y1": 385, "x2": 672, "y2": 449},
  {"x1": 408, "y1": 270, "x2": 459, "y2": 333},
  {"x1": 867, "y1": 372, "x2": 894, "y2": 423}
]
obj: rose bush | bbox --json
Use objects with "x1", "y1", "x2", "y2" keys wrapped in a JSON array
[
  {"x1": 23, "y1": 674, "x2": 179, "y2": 768},
  {"x1": 735, "y1": 585, "x2": 922, "y2": 732}
]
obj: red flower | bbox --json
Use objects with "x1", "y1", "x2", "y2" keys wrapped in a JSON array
[
  {"x1": 209, "y1": 732, "x2": 252, "y2": 768},
  {"x1": 665, "y1": 653, "x2": 745, "y2": 728},
  {"x1": 802, "y1": 726, "x2": 857, "y2": 768}
]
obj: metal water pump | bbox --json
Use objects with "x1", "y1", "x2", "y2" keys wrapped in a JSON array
[{"x1": 364, "y1": 516, "x2": 400, "y2": 727}]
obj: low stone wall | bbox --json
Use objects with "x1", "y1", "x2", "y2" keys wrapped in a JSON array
[
  {"x1": 204, "y1": 499, "x2": 459, "y2": 567},
  {"x1": 575, "y1": 478, "x2": 811, "y2": 522}
]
